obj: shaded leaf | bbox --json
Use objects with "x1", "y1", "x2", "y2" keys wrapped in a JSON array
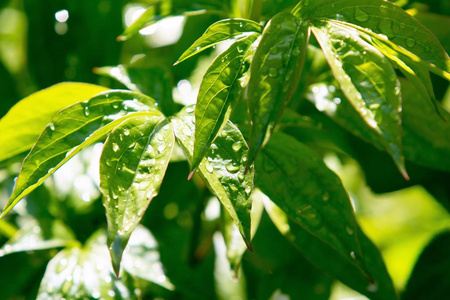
[
  {"x1": 175, "y1": 18, "x2": 262, "y2": 64},
  {"x1": 247, "y1": 12, "x2": 310, "y2": 168},
  {"x1": 191, "y1": 33, "x2": 259, "y2": 171},
  {"x1": 171, "y1": 106, "x2": 254, "y2": 248},
  {"x1": 0, "y1": 82, "x2": 108, "y2": 163},
  {"x1": 311, "y1": 21, "x2": 406, "y2": 177},
  {"x1": 2, "y1": 91, "x2": 162, "y2": 218},
  {"x1": 294, "y1": 0, "x2": 450, "y2": 79},
  {"x1": 255, "y1": 133, "x2": 375, "y2": 284},
  {"x1": 100, "y1": 116, "x2": 173, "y2": 276}
]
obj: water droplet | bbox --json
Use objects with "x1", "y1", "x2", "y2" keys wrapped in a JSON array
[
  {"x1": 83, "y1": 106, "x2": 90, "y2": 116},
  {"x1": 406, "y1": 37, "x2": 415, "y2": 48},
  {"x1": 367, "y1": 282, "x2": 378, "y2": 292},
  {"x1": 346, "y1": 226, "x2": 354, "y2": 235},
  {"x1": 205, "y1": 161, "x2": 213, "y2": 173},
  {"x1": 292, "y1": 47, "x2": 301, "y2": 56},
  {"x1": 268, "y1": 68, "x2": 278, "y2": 78},
  {"x1": 124, "y1": 128, "x2": 130, "y2": 136},
  {"x1": 303, "y1": 0, "x2": 310, "y2": 6},
  {"x1": 49, "y1": 123, "x2": 55, "y2": 131},
  {"x1": 238, "y1": 173, "x2": 245, "y2": 182},
  {"x1": 399, "y1": 22, "x2": 406, "y2": 29},
  {"x1": 350, "y1": 251, "x2": 356, "y2": 259},
  {"x1": 112, "y1": 143, "x2": 119, "y2": 152},
  {"x1": 239, "y1": 22, "x2": 243, "y2": 28},
  {"x1": 157, "y1": 144, "x2": 166, "y2": 153},
  {"x1": 245, "y1": 186, "x2": 251, "y2": 195},
  {"x1": 354, "y1": 7, "x2": 369, "y2": 22},
  {"x1": 105, "y1": 160, "x2": 113, "y2": 167},
  {"x1": 226, "y1": 162, "x2": 240, "y2": 173},
  {"x1": 157, "y1": 132, "x2": 164, "y2": 141},
  {"x1": 232, "y1": 141, "x2": 243, "y2": 152}
]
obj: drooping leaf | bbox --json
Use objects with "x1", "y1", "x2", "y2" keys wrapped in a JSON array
[
  {"x1": 222, "y1": 189, "x2": 264, "y2": 275},
  {"x1": 2, "y1": 91, "x2": 162, "y2": 218},
  {"x1": 255, "y1": 133, "x2": 375, "y2": 283},
  {"x1": 175, "y1": 18, "x2": 262, "y2": 64},
  {"x1": 100, "y1": 116, "x2": 173, "y2": 276},
  {"x1": 246, "y1": 12, "x2": 310, "y2": 168},
  {"x1": 171, "y1": 106, "x2": 254, "y2": 248},
  {"x1": 263, "y1": 198, "x2": 397, "y2": 300},
  {"x1": 311, "y1": 21, "x2": 406, "y2": 177},
  {"x1": 293, "y1": 0, "x2": 450, "y2": 80},
  {"x1": 0, "y1": 82, "x2": 108, "y2": 163},
  {"x1": 191, "y1": 33, "x2": 259, "y2": 171}
]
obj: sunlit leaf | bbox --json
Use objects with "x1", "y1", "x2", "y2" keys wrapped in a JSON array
[
  {"x1": 191, "y1": 33, "x2": 259, "y2": 171},
  {"x1": 2, "y1": 91, "x2": 162, "y2": 218},
  {"x1": 100, "y1": 116, "x2": 173, "y2": 276},
  {"x1": 175, "y1": 18, "x2": 262, "y2": 64},
  {"x1": 293, "y1": 0, "x2": 450, "y2": 80},
  {"x1": 118, "y1": 1, "x2": 164, "y2": 41},
  {"x1": 0, "y1": 83, "x2": 108, "y2": 163},
  {"x1": 246, "y1": 12, "x2": 310, "y2": 168},
  {"x1": 171, "y1": 106, "x2": 253, "y2": 248},
  {"x1": 311, "y1": 21, "x2": 406, "y2": 177},
  {"x1": 94, "y1": 65, "x2": 139, "y2": 92}
]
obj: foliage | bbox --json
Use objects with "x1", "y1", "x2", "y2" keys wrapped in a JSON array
[{"x1": 1, "y1": 0, "x2": 450, "y2": 299}]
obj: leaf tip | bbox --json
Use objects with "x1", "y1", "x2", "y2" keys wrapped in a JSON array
[
  {"x1": 246, "y1": 241, "x2": 253, "y2": 252},
  {"x1": 109, "y1": 234, "x2": 125, "y2": 278},
  {"x1": 116, "y1": 35, "x2": 126, "y2": 42},
  {"x1": 187, "y1": 169, "x2": 196, "y2": 181},
  {"x1": 173, "y1": 61, "x2": 180, "y2": 66}
]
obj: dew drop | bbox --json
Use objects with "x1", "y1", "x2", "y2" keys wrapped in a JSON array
[
  {"x1": 157, "y1": 132, "x2": 164, "y2": 141},
  {"x1": 268, "y1": 67, "x2": 278, "y2": 78},
  {"x1": 399, "y1": 22, "x2": 406, "y2": 29},
  {"x1": 367, "y1": 282, "x2": 378, "y2": 292},
  {"x1": 303, "y1": 0, "x2": 310, "y2": 6},
  {"x1": 232, "y1": 141, "x2": 243, "y2": 152},
  {"x1": 124, "y1": 128, "x2": 130, "y2": 136},
  {"x1": 238, "y1": 173, "x2": 245, "y2": 182},
  {"x1": 354, "y1": 7, "x2": 370, "y2": 22},
  {"x1": 49, "y1": 123, "x2": 55, "y2": 131},
  {"x1": 350, "y1": 251, "x2": 356, "y2": 259},
  {"x1": 83, "y1": 106, "x2": 90, "y2": 116},
  {"x1": 112, "y1": 143, "x2": 119, "y2": 152},
  {"x1": 406, "y1": 37, "x2": 416, "y2": 48},
  {"x1": 205, "y1": 161, "x2": 213, "y2": 173},
  {"x1": 157, "y1": 144, "x2": 166, "y2": 153},
  {"x1": 226, "y1": 162, "x2": 240, "y2": 173}
]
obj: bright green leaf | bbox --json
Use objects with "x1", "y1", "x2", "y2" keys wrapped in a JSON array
[
  {"x1": 2, "y1": 91, "x2": 162, "y2": 218},
  {"x1": 191, "y1": 33, "x2": 259, "y2": 171},
  {"x1": 294, "y1": 0, "x2": 450, "y2": 80},
  {"x1": 312, "y1": 21, "x2": 406, "y2": 178},
  {"x1": 175, "y1": 18, "x2": 262, "y2": 64},
  {"x1": 247, "y1": 12, "x2": 310, "y2": 168},
  {"x1": 100, "y1": 116, "x2": 173, "y2": 276},
  {"x1": 0, "y1": 82, "x2": 108, "y2": 163},
  {"x1": 171, "y1": 106, "x2": 254, "y2": 248}
]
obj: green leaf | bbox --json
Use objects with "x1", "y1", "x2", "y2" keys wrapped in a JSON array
[
  {"x1": 246, "y1": 12, "x2": 310, "y2": 168},
  {"x1": 311, "y1": 21, "x2": 406, "y2": 177},
  {"x1": 222, "y1": 189, "x2": 264, "y2": 275},
  {"x1": 100, "y1": 116, "x2": 173, "y2": 276},
  {"x1": 191, "y1": 33, "x2": 259, "y2": 171},
  {"x1": 175, "y1": 18, "x2": 262, "y2": 64},
  {"x1": 171, "y1": 106, "x2": 254, "y2": 248},
  {"x1": 255, "y1": 133, "x2": 375, "y2": 283},
  {"x1": 0, "y1": 82, "x2": 108, "y2": 163},
  {"x1": 94, "y1": 65, "x2": 140, "y2": 92},
  {"x1": 294, "y1": 0, "x2": 450, "y2": 80},
  {"x1": 263, "y1": 198, "x2": 397, "y2": 300},
  {"x1": 2, "y1": 91, "x2": 162, "y2": 218}
]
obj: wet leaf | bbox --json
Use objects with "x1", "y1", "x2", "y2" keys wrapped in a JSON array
[
  {"x1": 0, "y1": 83, "x2": 107, "y2": 163},
  {"x1": 175, "y1": 18, "x2": 262, "y2": 64},
  {"x1": 294, "y1": 0, "x2": 450, "y2": 80},
  {"x1": 100, "y1": 116, "x2": 173, "y2": 276},
  {"x1": 222, "y1": 189, "x2": 264, "y2": 275},
  {"x1": 171, "y1": 106, "x2": 254, "y2": 248},
  {"x1": 263, "y1": 198, "x2": 396, "y2": 300},
  {"x1": 191, "y1": 33, "x2": 259, "y2": 171},
  {"x1": 255, "y1": 133, "x2": 374, "y2": 284},
  {"x1": 2, "y1": 91, "x2": 162, "y2": 218},
  {"x1": 94, "y1": 65, "x2": 139, "y2": 92},
  {"x1": 246, "y1": 12, "x2": 310, "y2": 168},
  {"x1": 312, "y1": 21, "x2": 406, "y2": 177}
]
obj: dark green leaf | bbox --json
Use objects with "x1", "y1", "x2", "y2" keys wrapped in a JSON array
[
  {"x1": 175, "y1": 18, "x2": 262, "y2": 64},
  {"x1": 2, "y1": 91, "x2": 162, "y2": 218},
  {"x1": 171, "y1": 106, "x2": 254, "y2": 248},
  {"x1": 256, "y1": 133, "x2": 377, "y2": 286},
  {"x1": 191, "y1": 33, "x2": 259, "y2": 171},
  {"x1": 100, "y1": 116, "x2": 173, "y2": 276},
  {"x1": 312, "y1": 21, "x2": 406, "y2": 177},
  {"x1": 294, "y1": 0, "x2": 450, "y2": 80},
  {"x1": 247, "y1": 12, "x2": 310, "y2": 168},
  {"x1": 0, "y1": 83, "x2": 108, "y2": 163}
]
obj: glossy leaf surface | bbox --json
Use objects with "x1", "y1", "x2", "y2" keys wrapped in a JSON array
[
  {"x1": 312, "y1": 22, "x2": 406, "y2": 177},
  {"x1": 247, "y1": 12, "x2": 309, "y2": 168},
  {"x1": 191, "y1": 33, "x2": 259, "y2": 171},
  {"x1": 2, "y1": 91, "x2": 161, "y2": 217},
  {"x1": 0, "y1": 83, "x2": 107, "y2": 163},
  {"x1": 171, "y1": 106, "x2": 253, "y2": 248},
  {"x1": 294, "y1": 0, "x2": 450, "y2": 79},
  {"x1": 100, "y1": 116, "x2": 173, "y2": 276},
  {"x1": 255, "y1": 133, "x2": 372, "y2": 282},
  {"x1": 175, "y1": 18, "x2": 262, "y2": 64}
]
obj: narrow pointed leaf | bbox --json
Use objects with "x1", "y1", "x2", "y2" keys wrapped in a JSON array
[
  {"x1": 312, "y1": 22, "x2": 406, "y2": 177},
  {"x1": 256, "y1": 133, "x2": 373, "y2": 282},
  {"x1": 2, "y1": 91, "x2": 162, "y2": 218},
  {"x1": 171, "y1": 106, "x2": 253, "y2": 248},
  {"x1": 100, "y1": 116, "x2": 173, "y2": 276},
  {"x1": 247, "y1": 12, "x2": 310, "y2": 168},
  {"x1": 191, "y1": 33, "x2": 259, "y2": 171},
  {"x1": 0, "y1": 82, "x2": 108, "y2": 163},
  {"x1": 263, "y1": 198, "x2": 397, "y2": 300},
  {"x1": 118, "y1": 4, "x2": 159, "y2": 41},
  {"x1": 294, "y1": 0, "x2": 450, "y2": 79},
  {"x1": 175, "y1": 18, "x2": 262, "y2": 64}
]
